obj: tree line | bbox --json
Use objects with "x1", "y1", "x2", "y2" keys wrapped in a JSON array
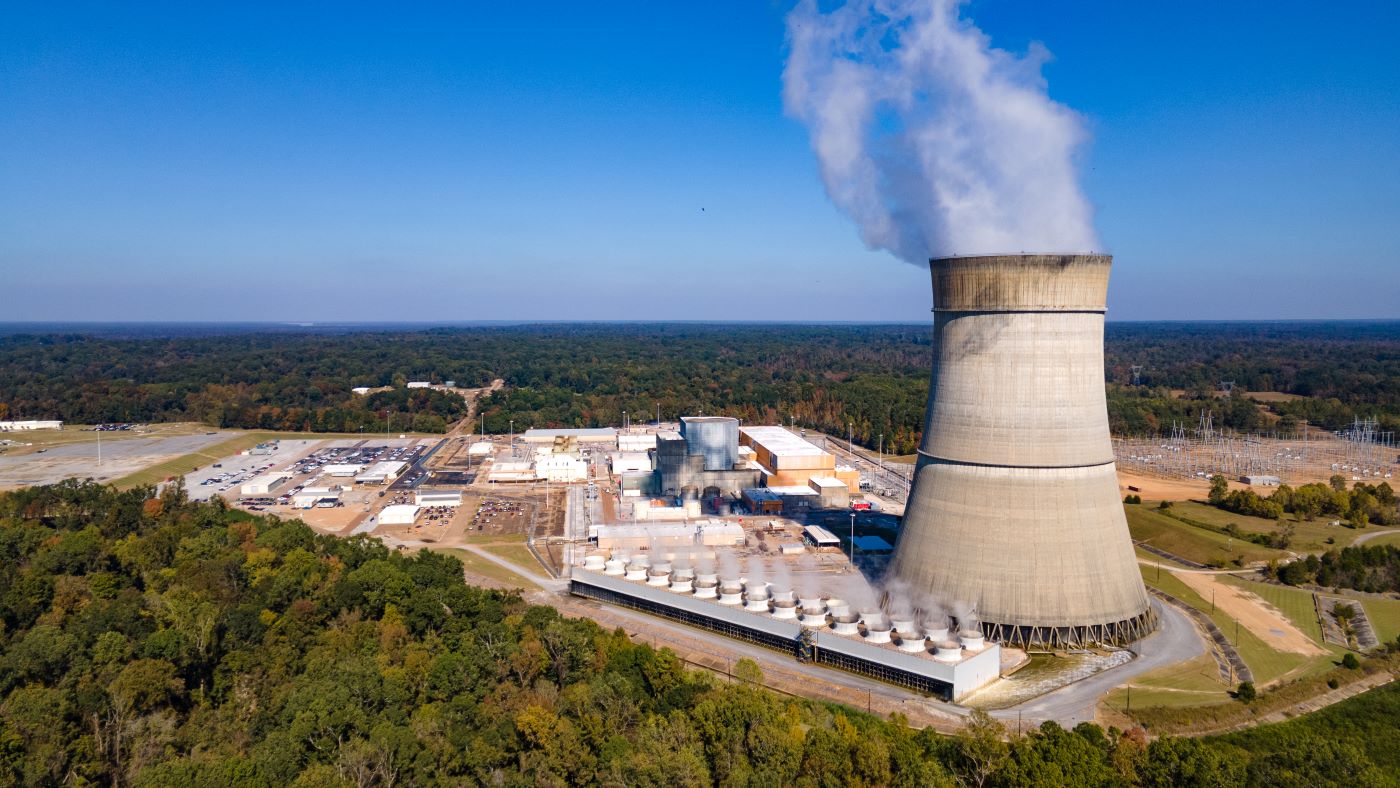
[
  {"x1": 1, "y1": 321, "x2": 1397, "y2": 445},
  {"x1": 1208, "y1": 474, "x2": 1399, "y2": 528}
]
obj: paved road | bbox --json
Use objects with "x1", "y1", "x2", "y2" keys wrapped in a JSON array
[
  {"x1": 1352, "y1": 528, "x2": 1400, "y2": 546},
  {"x1": 991, "y1": 600, "x2": 1205, "y2": 727}
]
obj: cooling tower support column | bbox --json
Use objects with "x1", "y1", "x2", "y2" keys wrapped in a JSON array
[{"x1": 890, "y1": 254, "x2": 1154, "y2": 648}]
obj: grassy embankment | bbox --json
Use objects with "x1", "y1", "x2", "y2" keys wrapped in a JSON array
[
  {"x1": 435, "y1": 548, "x2": 535, "y2": 588},
  {"x1": 1105, "y1": 565, "x2": 1379, "y2": 732},
  {"x1": 1126, "y1": 505, "x2": 1283, "y2": 567},
  {"x1": 1169, "y1": 499, "x2": 1369, "y2": 552}
]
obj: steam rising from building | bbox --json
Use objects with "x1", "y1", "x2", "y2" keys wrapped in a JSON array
[{"x1": 782, "y1": 0, "x2": 1098, "y2": 261}]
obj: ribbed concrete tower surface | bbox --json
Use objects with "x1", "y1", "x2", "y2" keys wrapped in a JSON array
[{"x1": 890, "y1": 254, "x2": 1154, "y2": 648}]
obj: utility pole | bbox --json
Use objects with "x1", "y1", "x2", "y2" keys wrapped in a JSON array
[
  {"x1": 509, "y1": 420, "x2": 514, "y2": 460},
  {"x1": 849, "y1": 511, "x2": 856, "y2": 570}
]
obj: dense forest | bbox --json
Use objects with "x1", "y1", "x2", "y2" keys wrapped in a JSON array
[
  {"x1": 1, "y1": 321, "x2": 1397, "y2": 451},
  {"x1": 1, "y1": 480, "x2": 1395, "y2": 785}
]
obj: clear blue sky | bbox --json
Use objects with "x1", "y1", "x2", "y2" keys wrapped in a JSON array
[{"x1": 3, "y1": 2, "x2": 1397, "y2": 322}]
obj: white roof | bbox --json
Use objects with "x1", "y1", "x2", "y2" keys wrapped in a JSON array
[
  {"x1": 767, "y1": 485, "x2": 821, "y2": 497},
  {"x1": 809, "y1": 476, "x2": 846, "y2": 488},
  {"x1": 361, "y1": 460, "x2": 406, "y2": 476},
  {"x1": 803, "y1": 525, "x2": 842, "y2": 544},
  {"x1": 244, "y1": 473, "x2": 288, "y2": 488},
  {"x1": 323, "y1": 463, "x2": 364, "y2": 473},
  {"x1": 468, "y1": 441, "x2": 493, "y2": 455},
  {"x1": 740, "y1": 426, "x2": 826, "y2": 457},
  {"x1": 522, "y1": 428, "x2": 617, "y2": 441},
  {"x1": 379, "y1": 504, "x2": 420, "y2": 522}
]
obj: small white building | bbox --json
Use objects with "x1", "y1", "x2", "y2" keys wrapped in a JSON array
[
  {"x1": 356, "y1": 461, "x2": 407, "y2": 485},
  {"x1": 241, "y1": 473, "x2": 290, "y2": 496},
  {"x1": 489, "y1": 461, "x2": 538, "y2": 483},
  {"x1": 292, "y1": 487, "x2": 340, "y2": 508},
  {"x1": 406, "y1": 381, "x2": 431, "y2": 389},
  {"x1": 0, "y1": 420, "x2": 62, "y2": 431},
  {"x1": 351, "y1": 387, "x2": 372, "y2": 396},
  {"x1": 803, "y1": 525, "x2": 842, "y2": 550},
  {"x1": 617, "y1": 433, "x2": 657, "y2": 452},
  {"x1": 535, "y1": 453, "x2": 588, "y2": 483},
  {"x1": 415, "y1": 489, "x2": 463, "y2": 507},
  {"x1": 323, "y1": 463, "x2": 364, "y2": 477},
  {"x1": 379, "y1": 504, "x2": 420, "y2": 525},
  {"x1": 468, "y1": 441, "x2": 493, "y2": 457},
  {"x1": 609, "y1": 452, "x2": 652, "y2": 475}
]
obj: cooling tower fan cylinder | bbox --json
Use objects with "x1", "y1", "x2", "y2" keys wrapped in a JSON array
[{"x1": 890, "y1": 254, "x2": 1154, "y2": 648}]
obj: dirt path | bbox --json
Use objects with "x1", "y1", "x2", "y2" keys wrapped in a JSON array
[
  {"x1": 1172, "y1": 571, "x2": 1326, "y2": 656},
  {"x1": 1116, "y1": 470, "x2": 1211, "y2": 502},
  {"x1": 446, "y1": 379, "x2": 504, "y2": 438}
]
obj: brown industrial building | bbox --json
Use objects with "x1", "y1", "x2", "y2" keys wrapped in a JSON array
[{"x1": 739, "y1": 426, "x2": 860, "y2": 491}]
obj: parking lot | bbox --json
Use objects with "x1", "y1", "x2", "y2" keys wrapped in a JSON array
[{"x1": 182, "y1": 440, "x2": 320, "y2": 501}]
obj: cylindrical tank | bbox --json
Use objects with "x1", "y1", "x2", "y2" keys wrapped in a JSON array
[
  {"x1": 890, "y1": 255, "x2": 1154, "y2": 648},
  {"x1": 744, "y1": 591, "x2": 772, "y2": 613},
  {"x1": 831, "y1": 614, "x2": 861, "y2": 636},
  {"x1": 933, "y1": 641, "x2": 963, "y2": 662},
  {"x1": 959, "y1": 630, "x2": 986, "y2": 652},
  {"x1": 863, "y1": 623, "x2": 892, "y2": 644},
  {"x1": 897, "y1": 634, "x2": 927, "y2": 653},
  {"x1": 891, "y1": 616, "x2": 919, "y2": 637}
]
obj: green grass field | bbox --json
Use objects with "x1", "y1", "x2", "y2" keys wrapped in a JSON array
[
  {"x1": 1169, "y1": 500, "x2": 1364, "y2": 552},
  {"x1": 480, "y1": 542, "x2": 545, "y2": 572},
  {"x1": 1103, "y1": 654, "x2": 1231, "y2": 712},
  {"x1": 1359, "y1": 530, "x2": 1400, "y2": 548},
  {"x1": 1360, "y1": 597, "x2": 1400, "y2": 645},
  {"x1": 1219, "y1": 575, "x2": 1326, "y2": 645},
  {"x1": 1142, "y1": 567, "x2": 1317, "y2": 685},
  {"x1": 434, "y1": 548, "x2": 534, "y2": 588},
  {"x1": 1127, "y1": 506, "x2": 1283, "y2": 567}
]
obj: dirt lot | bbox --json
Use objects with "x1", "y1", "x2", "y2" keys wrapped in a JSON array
[
  {"x1": 1172, "y1": 571, "x2": 1326, "y2": 656},
  {"x1": 1117, "y1": 470, "x2": 1213, "y2": 502}
]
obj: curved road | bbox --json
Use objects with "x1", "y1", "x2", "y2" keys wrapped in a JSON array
[{"x1": 990, "y1": 600, "x2": 1205, "y2": 727}]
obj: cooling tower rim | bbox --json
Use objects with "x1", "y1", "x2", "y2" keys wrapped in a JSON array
[{"x1": 927, "y1": 252, "x2": 1110, "y2": 264}]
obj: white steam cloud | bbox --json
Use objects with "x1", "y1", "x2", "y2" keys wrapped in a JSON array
[{"x1": 783, "y1": 0, "x2": 1099, "y2": 261}]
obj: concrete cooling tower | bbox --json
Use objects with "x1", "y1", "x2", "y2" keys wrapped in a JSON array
[{"x1": 890, "y1": 254, "x2": 1154, "y2": 647}]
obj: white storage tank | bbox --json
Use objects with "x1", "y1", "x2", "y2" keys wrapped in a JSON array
[{"x1": 831, "y1": 613, "x2": 860, "y2": 636}]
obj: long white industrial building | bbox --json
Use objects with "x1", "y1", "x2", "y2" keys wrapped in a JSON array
[{"x1": 570, "y1": 567, "x2": 1000, "y2": 700}]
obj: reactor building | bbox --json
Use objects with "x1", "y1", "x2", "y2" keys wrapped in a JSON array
[{"x1": 890, "y1": 254, "x2": 1154, "y2": 648}]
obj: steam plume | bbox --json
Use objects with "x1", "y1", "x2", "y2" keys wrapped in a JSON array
[{"x1": 783, "y1": 0, "x2": 1098, "y2": 261}]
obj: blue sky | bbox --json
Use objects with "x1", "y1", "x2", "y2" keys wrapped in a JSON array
[{"x1": 3, "y1": 1, "x2": 1397, "y2": 322}]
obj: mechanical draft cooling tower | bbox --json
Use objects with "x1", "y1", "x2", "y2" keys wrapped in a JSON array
[{"x1": 890, "y1": 254, "x2": 1154, "y2": 647}]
